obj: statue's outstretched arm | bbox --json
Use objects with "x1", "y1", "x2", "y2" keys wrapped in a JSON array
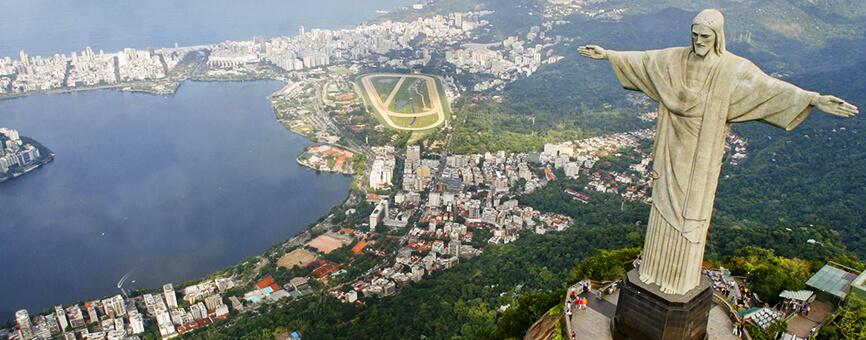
[
  {"x1": 811, "y1": 94, "x2": 859, "y2": 118},
  {"x1": 578, "y1": 45, "x2": 609, "y2": 60}
]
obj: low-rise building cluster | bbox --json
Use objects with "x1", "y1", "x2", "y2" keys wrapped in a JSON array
[
  {"x1": 542, "y1": 0, "x2": 626, "y2": 22},
  {"x1": 538, "y1": 127, "x2": 749, "y2": 203},
  {"x1": 445, "y1": 29, "x2": 563, "y2": 91},
  {"x1": 726, "y1": 134, "x2": 749, "y2": 166},
  {"x1": 334, "y1": 145, "x2": 572, "y2": 304}
]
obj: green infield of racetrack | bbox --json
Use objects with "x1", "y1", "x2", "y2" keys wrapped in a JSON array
[
  {"x1": 388, "y1": 78, "x2": 433, "y2": 114},
  {"x1": 390, "y1": 113, "x2": 440, "y2": 129},
  {"x1": 355, "y1": 73, "x2": 451, "y2": 132},
  {"x1": 371, "y1": 76, "x2": 401, "y2": 102}
]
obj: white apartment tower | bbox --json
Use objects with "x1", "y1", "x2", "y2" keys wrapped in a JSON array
[
  {"x1": 54, "y1": 305, "x2": 68, "y2": 332},
  {"x1": 128, "y1": 310, "x2": 145, "y2": 334},
  {"x1": 369, "y1": 159, "x2": 393, "y2": 189},
  {"x1": 163, "y1": 283, "x2": 178, "y2": 310}
]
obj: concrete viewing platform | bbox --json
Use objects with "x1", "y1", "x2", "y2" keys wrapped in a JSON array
[{"x1": 564, "y1": 287, "x2": 740, "y2": 340}]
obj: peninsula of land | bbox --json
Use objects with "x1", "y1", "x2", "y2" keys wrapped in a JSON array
[
  {"x1": 296, "y1": 144, "x2": 357, "y2": 175},
  {"x1": 0, "y1": 128, "x2": 53, "y2": 183}
]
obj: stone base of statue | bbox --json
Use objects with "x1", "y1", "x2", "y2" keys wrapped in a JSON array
[{"x1": 611, "y1": 270, "x2": 713, "y2": 340}]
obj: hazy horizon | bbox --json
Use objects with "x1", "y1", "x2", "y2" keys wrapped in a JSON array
[{"x1": 0, "y1": 0, "x2": 414, "y2": 58}]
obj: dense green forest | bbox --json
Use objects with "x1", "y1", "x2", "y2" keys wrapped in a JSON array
[{"x1": 715, "y1": 58, "x2": 866, "y2": 256}]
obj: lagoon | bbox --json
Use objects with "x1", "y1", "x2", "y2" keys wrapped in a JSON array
[{"x1": 0, "y1": 81, "x2": 352, "y2": 319}]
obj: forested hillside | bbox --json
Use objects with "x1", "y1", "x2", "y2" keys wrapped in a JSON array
[
  {"x1": 453, "y1": 0, "x2": 866, "y2": 149},
  {"x1": 717, "y1": 58, "x2": 866, "y2": 256}
]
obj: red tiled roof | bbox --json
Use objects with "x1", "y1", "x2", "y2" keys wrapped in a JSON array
[
  {"x1": 178, "y1": 319, "x2": 212, "y2": 334},
  {"x1": 256, "y1": 277, "x2": 275, "y2": 290},
  {"x1": 270, "y1": 283, "x2": 282, "y2": 292},
  {"x1": 311, "y1": 263, "x2": 340, "y2": 279}
]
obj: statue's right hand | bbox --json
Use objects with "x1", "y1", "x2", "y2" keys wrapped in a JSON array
[
  {"x1": 578, "y1": 45, "x2": 607, "y2": 60},
  {"x1": 812, "y1": 95, "x2": 859, "y2": 118}
]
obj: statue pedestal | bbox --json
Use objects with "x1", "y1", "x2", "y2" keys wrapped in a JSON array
[{"x1": 612, "y1": 270, "x2": 713, "y2": 340}]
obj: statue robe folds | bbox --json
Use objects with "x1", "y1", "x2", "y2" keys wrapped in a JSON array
[{"x1": 608, "y1": 47, "x2": 818, "y2": 294}]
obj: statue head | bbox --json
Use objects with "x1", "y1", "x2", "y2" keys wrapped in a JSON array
[{"x1": 691, "y1": 9, "x2": 726, "y2": 57}]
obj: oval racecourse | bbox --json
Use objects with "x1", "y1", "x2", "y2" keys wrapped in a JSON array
[{"x1": 356, "y1": 73, "x2": 449, "y2": 131}]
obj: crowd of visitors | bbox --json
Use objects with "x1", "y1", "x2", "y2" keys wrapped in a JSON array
[
  {"x1": 566, "y1": 289, "x2": 589, "y2": 321},
  {"x1": 781, "y1": 298, "x2": 811, "y2": 316},
  {"x1": 705, "y1": 268, "x2": 758, "y2": 308}
]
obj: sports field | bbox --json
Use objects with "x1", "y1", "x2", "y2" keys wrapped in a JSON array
[{"x1": 356, "y1": 73, "x2": 448, "y2": 131}]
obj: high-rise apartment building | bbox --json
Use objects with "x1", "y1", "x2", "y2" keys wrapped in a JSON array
[
  {"x1": 163, "y1": 283, "x2": 178, "y2": 310},
  {"x1": 54, "y1": 305, "x2": 68, "y2": 332}
]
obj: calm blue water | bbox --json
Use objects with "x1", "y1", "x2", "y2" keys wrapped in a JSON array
[
  {"x1": 0, "y1": 0, "x2": 417, "y2": 320},
  {"x1": 0, "y1": 81, "x2": 354, "y2": 319},
  {"x1": 0, "y1": 0, "x2": 412, "y2": 58}
]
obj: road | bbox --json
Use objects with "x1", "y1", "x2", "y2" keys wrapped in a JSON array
[{"x1": 312, "y1": 82, "x2": 371, "y2": 152}]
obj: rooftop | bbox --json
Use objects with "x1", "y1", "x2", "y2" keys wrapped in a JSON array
[
  {"x1": 256, "y1": 277, "x2": 275, "y2": 290},
  {"x1": 806, "y1": 263, "x2": 858, "y2": 299}
]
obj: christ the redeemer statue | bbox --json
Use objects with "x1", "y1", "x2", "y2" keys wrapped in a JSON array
[{"x1": 579, "y1": 9, "x2": 858, "y2": 296}]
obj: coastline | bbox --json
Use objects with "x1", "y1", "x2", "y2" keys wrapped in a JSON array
[{"x1": 0, "y1": 83, "x2": 178, "y2": 102}]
